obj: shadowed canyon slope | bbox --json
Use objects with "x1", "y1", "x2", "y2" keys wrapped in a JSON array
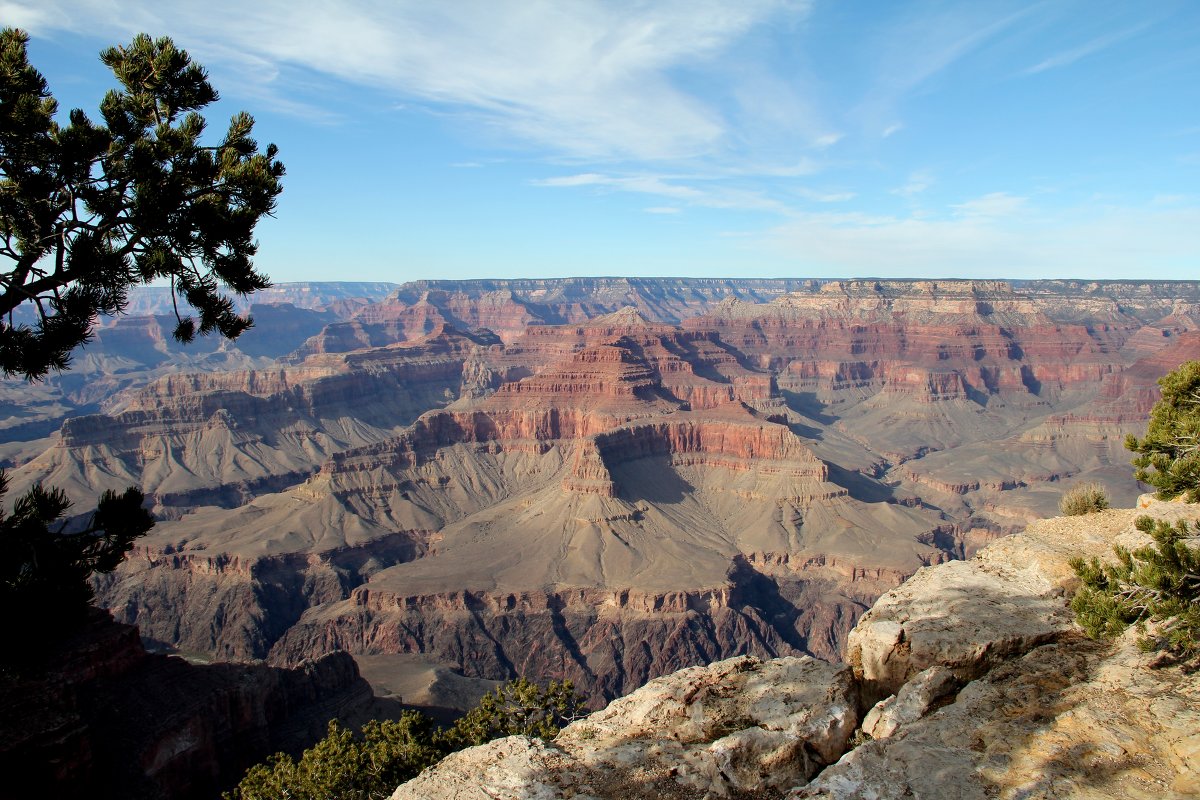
[{"x1": 9, "y1": 278, "x2": 1199, "y2": 703}]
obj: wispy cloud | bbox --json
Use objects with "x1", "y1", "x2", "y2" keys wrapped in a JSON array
[
  {"x1": 886, "y1": 16, "x2": 1014, "y2": 92},
  {"x1": 953, "y1": 192, "x2": 1026, "y2": 218},
  {"x1": 1022, "y1": 22, "x2": 1153, "y2": 75},
  {"x1": 0, "y1": 0, "x2": 70, "y2": 30},
  {"x1": 532, "y1": 171, "x2": 790, "y2": 213},
  {"x1": 19, "y1": 0, "x2": 810, "y2": 161},
  {"x1": 644, "y1": 206, "x2": 681, "y2": 214},
  {"x1": 532, "y1": 173, "x2": 704, "y2": 200},
  {"x1": 758, "y1": 202, "x2": 1200, "y2": 277},
  {"x1": 858, "y1": 4, "x2": 1036, "y2": 128},
  {"x1": 892, "y1": 171, "x2": 934, "y2": 197},
  {"x1": 795, "y1": 188, "x2": 855, "y2": 203}
]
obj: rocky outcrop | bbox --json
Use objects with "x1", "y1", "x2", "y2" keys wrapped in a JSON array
[
  {"x1": 0, "y1": 611, "x2": 375, "y2": 800},
  {"x1": 392, "y1": 655, "x2": 857, "y2": 800},
  {"x1": 388, "y1": 496, "x2": 1200, "y2": 799}
]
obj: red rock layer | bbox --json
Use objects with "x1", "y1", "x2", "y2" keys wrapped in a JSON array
[
  {"x1": 684, "y1": 280, "x2": 1135, "y2": 405},
  {"x1": 294, "y1": 278, "x2": 819, "y2": 355},
  {"x1": 563, "y1": 412, "x2": 832, "y2": 498}
]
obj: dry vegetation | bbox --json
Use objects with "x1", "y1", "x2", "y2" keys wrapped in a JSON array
[{"x1": 1060, "y1": 482, "x2": 1111, "y2": 516}]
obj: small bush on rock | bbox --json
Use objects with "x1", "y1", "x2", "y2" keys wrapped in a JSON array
[
  {"x1": 225, "y1": 679, "x2": 586, "y2": 800},
  {"x1": 227, "y1": 713, "x2": 443, "y2": 800},
  {"x1": 1059, "y1": 482, "x2": 1110, "y2": 516},
  {"x1": 442, "y1": 677, "x2": 586, "y2": 748}
]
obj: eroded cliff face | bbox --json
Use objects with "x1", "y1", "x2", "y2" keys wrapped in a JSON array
[
  {"x1": 9, "y1": 327, "x2": 500, "y2": 516},
  {"x1": 266, "y1": 570, "x2": 888, "y2": 702},
  {"x1": 389, "y1": 496, "x2": 1200, "y2": 800},
  {"x1": 11, "y1": 278, "x2": 1196, "y2": 713},
  {"x1": 293, "y1": 278, "x2": 818, "y2": 354},
  {"x1": 0, "y1": 288, "x2": 395, "y2": 451}
]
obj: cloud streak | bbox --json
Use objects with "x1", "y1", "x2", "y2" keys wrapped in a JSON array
[
  {"x1": 1022, "y1": 22, "x2": 1153, "y2": 75},
  {"x1": 760, "y1": 201, "x2": 1200, "y2": 277},
  {"x1": 532, "y1": 171, "x2": 791, "y2": 213},
  {"x1": 19, "y1": 0, "x2": 808, "y2": 161}
]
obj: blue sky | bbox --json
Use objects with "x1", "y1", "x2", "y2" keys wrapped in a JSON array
[{"x1": 8, "y1": 1, "x2": 1200, "y2": 282}]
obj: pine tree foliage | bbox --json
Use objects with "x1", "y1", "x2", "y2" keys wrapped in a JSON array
[
  {"x1": 0, "y1": 28, "x2": 283, "y2": 380},
  {"x1": 0, "y1": 29, "x2": 281, "y2": 660},
  {"x1": 441, "y1": 677, "x2": 587, "y2": 748},
  {"x1": 1126, "y1": 360, "x2": 1200, "y2": 503},
  {"x1": 227, "y1": 714, "x2": 444, "y2": 800},
  {"x1": 1070, "y1": 515, "x2": 1200, "y2": 662},
  {"x1": 225, "y1": 679, "x2": 588, "y2": 800},
  {"x1": 0, "y1": 473, "x2": 153, "y2": 663}
]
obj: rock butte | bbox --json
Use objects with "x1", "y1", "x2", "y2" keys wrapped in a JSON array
[{"x1": 4, "y1": 278, "x2": 1199, "y2": 705}]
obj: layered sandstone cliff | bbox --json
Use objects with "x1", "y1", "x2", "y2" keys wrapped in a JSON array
[
  {"x1": 0, "y1": 287, "x2": 393, "y2": 451},
  {"x1": 8, "y1": 326, "x2": 499, "y2": 516},
  {"x1": 293, "y1": 277, "x2": 817, "y2": 354}
]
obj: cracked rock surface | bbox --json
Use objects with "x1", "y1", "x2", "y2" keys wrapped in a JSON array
[{"x1": 391, "y1": 655, "x2": 857, "y2": 799}]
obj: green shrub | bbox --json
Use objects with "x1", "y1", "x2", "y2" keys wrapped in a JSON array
[
  {"x1": 225, "y1": 678, "x2": 587, "y2": 800},
  {"x1": 1070, "y1": 515, "x2": 1200, "y2": 663},
  {"x1": 1126, "y1": 360, "x2": 1200, "y2": 503},
  {"x1": 1059, "y1": 482, "x2": 1110, "y2": 516},
  {"x1": 441, "y1": 677, "x2": 586, "y2": 748},
  {"x1": 226, "y1": 713, "x2": 443, "y2": 800}
]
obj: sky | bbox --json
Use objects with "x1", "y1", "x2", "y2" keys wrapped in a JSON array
[{"x1": 6, "y1": 0, "x2": 1200, "y2": 283}]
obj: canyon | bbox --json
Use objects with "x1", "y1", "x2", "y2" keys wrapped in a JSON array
[
  {"x1": 4, "y1": 277, "x2": 1199, "y2": 713},
  {"x1": 390, "y1": 494, "x2": 1200, "y2": 799}
]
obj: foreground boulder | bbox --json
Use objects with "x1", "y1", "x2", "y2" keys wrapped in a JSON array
[
  {"x1": 393, "y1": 497, "x2": 1200, "y2": 799},
  {"x1": 795, "y1": 631, "x2": 1199, "y2": 799},
  {"x1": 798, "y1": 498, "x2": 1200, "y2": 800},
  {"x1": 392, "y1": 655, "x2": 857, "y2": 799}
]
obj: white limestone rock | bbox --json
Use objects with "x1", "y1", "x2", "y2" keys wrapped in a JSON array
[
  {"x1": 860, "y1": 665, "x2": 957, "y2": 740},
  {"x1": 393, "y1": 655, "x2": 858, "y2": 800},
  {"x1": 389, "y1": 736, "x2": 581, "y2": 800},
  {"x1": 844, "y1": 556, "x2": 1074, "y2": 707},
  {"x1": 795, "y1": 498, "x2": 1200, "y2": 800},
  {"x1": 795, "y1": 631, "x2": 1200, "y2": 800}
]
